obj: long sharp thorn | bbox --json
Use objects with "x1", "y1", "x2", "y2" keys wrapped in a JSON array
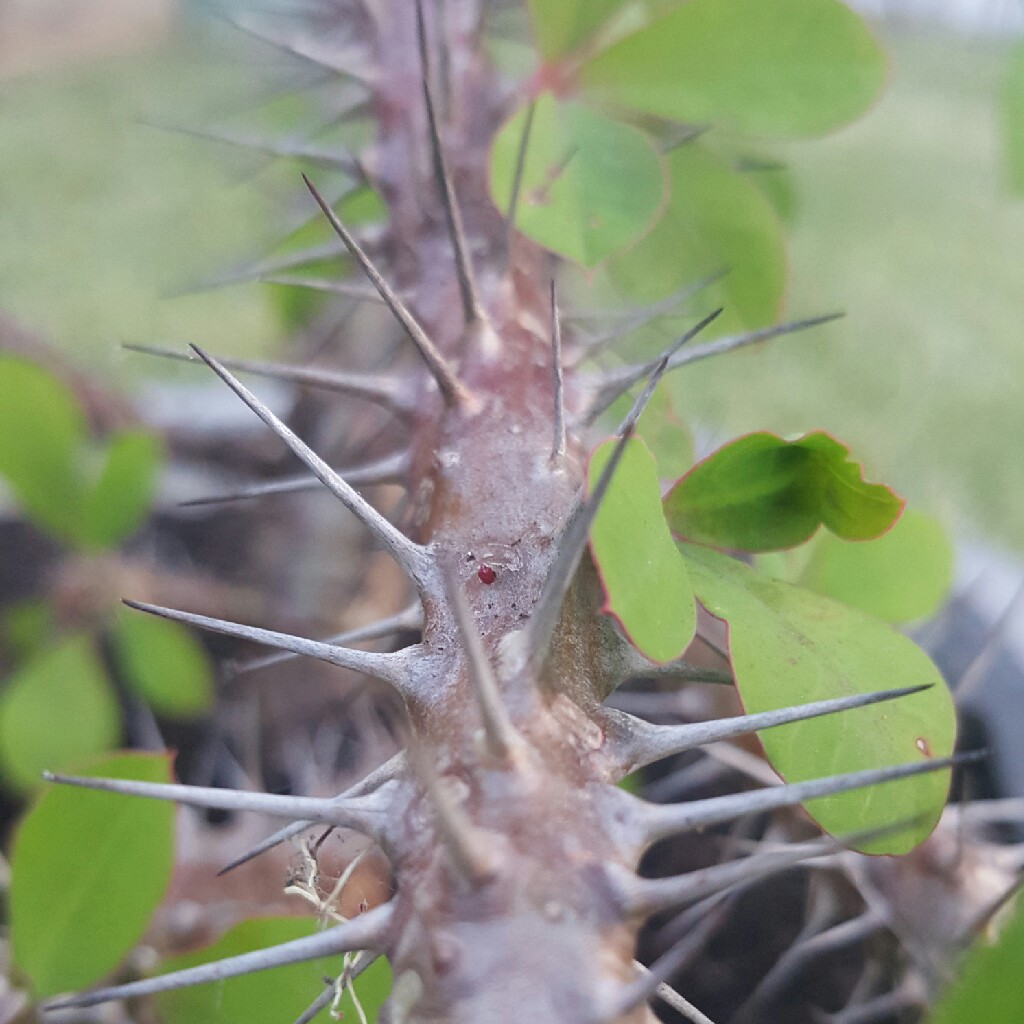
[
  {"x1": 523, "y1": 324, "x2": 689, "y2": 673},
  {"x1": 293, "y1": 951, "x2": 378, "y2": 1024},
  {"x1": 123, "y1": 343, "x2": 413, "y2": 416},
  {"x1": 217, "y1": 752, "x2": 407, "y2": 876},
  {"x1": 231, "y1": 602, "x2": 423, "y2": 678},
  {"x1": 445, "y1": 573, "x2": 520, "y2": 760},
  {"x1": 187, "y1": 345, "x2": 435, "y2": 589},
  {"x1": 414, "y1": 0, "x2": 482, "y2": 327},
  {"x1": 570, "y1": 270, "x2": 728, "y2": 368},
  {"x1": 180, "y1": 450, "x2": 411, "y2": 510},
  {"x1": 505, "y1": 99, "x2": 537, "y2": 261},
  {"x1": 549, "y1": 279, "x2": 566, "y2": 462},
  {"x1": 641, "y1": 751, "x2": 984, "y2": 844},
  {"x1": 178, "y1": 241, "x2": 349, "y2": 294},
  {"x1": 587, "y1": 307, "x2": 723, "y2": 425},
  {"x1": 259, "y1": 274, "x2": 386, "y2": 302},
  {"x1": 41, "y1": 771, "x2": 389, "y2": 833},
  {"x1": 628, "y1": 962, "x2": 719, "y2": 1024},
  {"x1": 610, "y1": 684, "x2": 932, "y2": 775},
  {"x1": 44, "y1": 904, "x2": 392, "y2": 1011},
  {"x1": 592, "y1": 312, "x2": 843, "y2": 419},
  {"x1": 302, "y1": 175, "x2": 473, "y2": 409},
  {"x1": 409, "y1": 746, "x2": 496, "y2": 884},
  {"x1": 123, "y1": 598, "x2": 409, "y2": 688}
]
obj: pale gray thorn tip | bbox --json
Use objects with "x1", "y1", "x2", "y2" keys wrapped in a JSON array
[
  {"x1": 626, "y1": 961, "x2": 719, "y2": 1024},
  {"x1": 568, "y1": 270, "x2": 728, "y2": 369},
  {"x1": 187, "y1": 345, "x2": 435, "y2": 589},
  {"x1": 414, "y1": 0, "x2": 482, "y2": 327},
  {"x1": 178, "y1": 241, "x2": 349, "y2": 294},
  {"x1": 549, "y1": 279, "x2": 566, "y2": 462},
  {"x1": 259, "y1": 274, "x2": 388, "y2": 303},
  {"x1": 40, "y1": 771, "x2": 391, "y2": 833},
  {"x1": 122, "y1": 598, "x2": 409, "y2": 688},
  {"x1": 590, "y1": 311, "x2": 844, "y2": 423},
  {"x1": 505, "y1": 99, "x2": 537, "y2": 261},
  {"x1": 610, "y1": 684, "x2": 932, "y2": 775},
  {"x1": 230, "y1": 602, "x2": 423, "y2": 679},
  {"x1": 301, "y1": 175, "x2": 474, "y2": 409},
  {"x1": 217, "y1": 752, "x2": 407, "y2": 875},
  {"x1": 641, "y1": 751, "x2": 982, "y2": 845},
  {"x1": 180, "y1": 450, "x2": 411, "y2": 510},
  {"x1": 43, "y1": 903, "x2": 392, "y2": 1011},
  {"x1": 445, "y1": 572, "x2": 520, "y2": 760},
  {"x1": 586, "y1": 306, "x2": 724, "y2": 426},
  {"x1": 122, "y1": 343, "x2": 414, "y2": 416}
]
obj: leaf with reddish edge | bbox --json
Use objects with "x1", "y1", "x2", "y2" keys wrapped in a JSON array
[
  {"x1": 588, "y1": 437, "x2": 695, "y2": 663},
  {"x1": 10, "y1": 751, "x2": 175, "y2": 997},
  {"x1": 664, "y1": 431, "x2": 903, "y2": 553},
  {"x1": 680, "y1": 543, "x2": 956, "y2": 854},
  {"x1": 578, "y1": 0, "x2": 886, "y2": 139}
]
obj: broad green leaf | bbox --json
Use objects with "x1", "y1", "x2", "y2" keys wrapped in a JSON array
[
  {"x1": 1004, "y1": 42, "x2": 1024, "y2": 195},
  {"x1": 927, "y1": 897, "x2": 1024, "y2": 1024},
  {"x1": 0, "y1": 637, "x2": 120, "y2": 792},
  {"x1": 588, "y1": 437, "x2": 695, "y2": 662},
  {"x1": 664, "y1": 431, "x2": 903, "y2": 552},
  {"x1": 110, "y1": 609, "x2": 214, "y2": 718},
  {"x1": 680, "y1": 543, "x2": 955, "y2": 854},
  {"x1": 608, "y1": 143, "x2": 786, "y2": 329},
  {"x1": 580, "y1": 0, "x2": 886, "y2": 138},
  {"x1": 0, "y1": 356, "x2": 86, "y2": 543},
  {"x1": 80, "y1": 430, "x2": 162, "y2": 549},
  {"x1": 157, "y1": 917, "x2": 391, "y2": 1024},
  {"x1": 527, "y1": 0, "x2": 627, "y2": 59},
  {"x1": 9, "y1": 751, "x2": 175, "y2": 997},
  {"x1": 1, "y1": 600, "x2": 55, "y2": 661},
  {"x1": 489, "y1": 92, "x2": 666, "y2": 267},
  {"x1": 799, "y1": 509, "x2": 954, "y2": 624}
]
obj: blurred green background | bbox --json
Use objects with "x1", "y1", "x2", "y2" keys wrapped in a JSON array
[{"x1": 0, "y1": 0, "x2": 1021, "y2": 549}]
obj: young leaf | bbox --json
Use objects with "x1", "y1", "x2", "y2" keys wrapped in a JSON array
[
  {"x1": 9, "y1": 751, "x2": 175, "y2": 998},
  {"x1": 680, "y1": 543, "x2": 956, "y2": 854},
  {"x1": 664, "y1": 431, "x2": 903, "y2": 553},
  {"x1": 80, "y1": 430, "x2": 163, "y2": 550},
  {"x1": 608, "y1": 142, "x2": 786, "y2": 330},
  {"x1": 927, "y1": 897, "x2": 1024, "y2": 1023},
  {"x1": 156, "y1": 917, "x2": 387, "y2": 1024},
  {"x1": 0, "y1": 637, "x2": 120, "y2": 792},
  {"x1": 0, "y1": 355, "x2": 86, "y2": 543},
  {"x1": 527, "y1": 0, "x2": 627, "y2": 60},
  {"x1": 490, "y1": 92, "x2": 666, "y2": 266},
  {"x1": 588, "y1": 437, "x2": 695, "y2": 663},
  {"x1": 798, "y1": 509, "x2": 954, "y2": 624},
  {"x1": 605, "y1": 384, "x2": 694, "y2": 476},
  {"x1": 579, "y1": 0, "x2": 886, "y2": 138},
  {"x1": 110, "y1": 608, "x2": 215, "y2": 718}
]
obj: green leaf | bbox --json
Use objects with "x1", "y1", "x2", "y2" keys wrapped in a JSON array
[
  {"x1": 799, "y1": 509, "x2": 954, "y2": 624},
  {"x1": 1, "y1": 600, "x2": 55, "y2": 662},
  {"x1": 588, "y1": 437, "x2": 695, "y2": 662},
  {"x1": 9, "y1": 751, "x2": 175, "y2": 997},
  {"x1": 604, "y1": 383, "x2": 694, "y2": 476},
  {"x1": 0, "y1": 356, "x2": 87, "y2": 543},
  {"x1": 680, "y1": 543, "x2": 956, "y2": 854},
  {"x1": 489, "y1": 92, "x2": 666, "y2": 267},
  {"x1": 664, "y1": 431, "x2": 903, "y2": 552},
  {"x1": 608, "y1": 142, "x2": 786, "y2": 329},
  {"x1": 580, "y1": 0, "x2": 886, "y2": 138},
  {"x1": 0, "y1": 637, "x2": 120, "y2": 792},
  {"x1": 927, "y1": 897, "x2": 1024, "y2": 1024},
  {"x1": 80, "y1": 430, "x2": 162, "y2": 549},
  {"x1": 157, "y1": 918, "x2": 391, "y2": 1024},
  {"x1": 110, "y1": 608, "x2": 214, "y2": 719},
  {"x1": 527, "y1": 0, "x2": 628, "y2": 59},
  {"x1": 1003, "y1": 42, "x2": 1024, "y2": 195}
]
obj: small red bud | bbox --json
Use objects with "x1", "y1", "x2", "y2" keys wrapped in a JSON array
[{"x1": 477, "y1": 564, "x2": 497, "y2": 585}]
